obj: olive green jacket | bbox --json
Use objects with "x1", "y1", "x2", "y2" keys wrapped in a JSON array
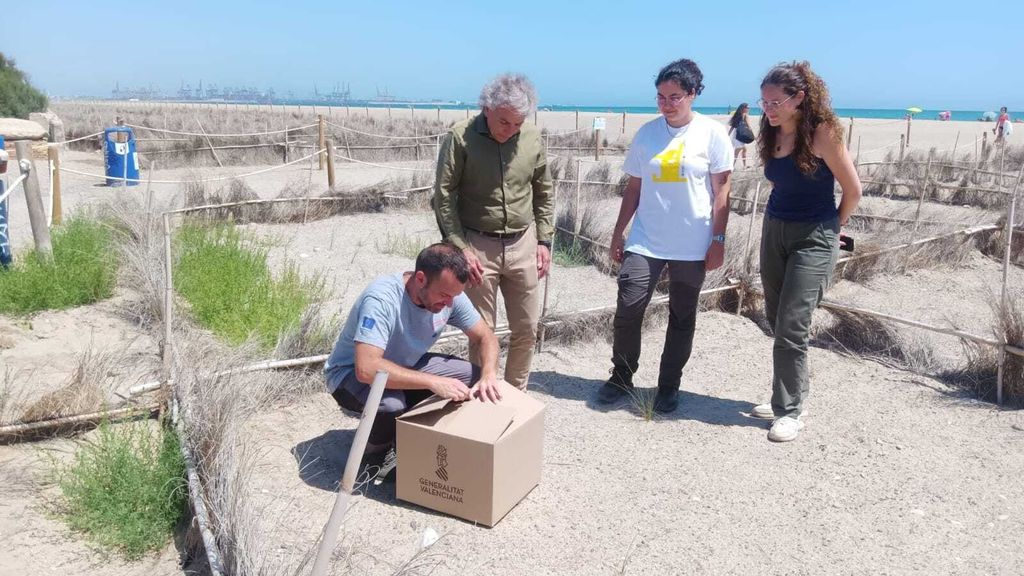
[{"x1": 433, "y1": 114, "x2": 554, "y2": 249}]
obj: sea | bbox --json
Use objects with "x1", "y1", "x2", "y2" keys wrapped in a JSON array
[{"x1": 275, "y1": 99, "x2": 997, "y2": 122}]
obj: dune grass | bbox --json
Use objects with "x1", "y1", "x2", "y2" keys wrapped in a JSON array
[
  {"x1": 0, "y1": 218, "x2": 117, "y2": 314},
  {"x1": 58, "y1": 419, "x2": 186, "y2": 560},
  {"x1": 174, "y1": 223, "x2": 323, "y2": 349}
]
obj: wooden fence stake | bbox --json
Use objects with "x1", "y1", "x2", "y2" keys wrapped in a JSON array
[
  {"x1": 325, "y1": 139, "x2": 336, "y2": 190},
  {"x1": 48, "y1": 145, "x2": 62, "y2": 226},
  {"x1": 996, "y1": 166, "x2": 1024, "y2": 405},
  {"x1": 194, "y1": 119, "x2": 223, "y2": 168},
  {"x1": 910, "y1": 151, "x2": 934, "y2": 242},
  {"x1": 14, "y1": 142, "x2": 52, "y2": 260},
  {"x1": 317, "y1": 114, "x2": 325, "y2": 170}
]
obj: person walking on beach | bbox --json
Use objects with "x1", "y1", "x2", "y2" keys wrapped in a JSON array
[
  {"x1": 728, "y1": 103, "x2": 755, "y2": 168},
  {"x1": 432, "y1": 73, "x2": 554, "y2": 391},
  {"x1": 595, "y1": 58, "x2": 734, "y2": 413},
  {"x1": 752, "y1": 61, "x2": 862, "y2": 442},
  {"x1": 994, "y1": 107, "x2": 1012, "y2": 143}
]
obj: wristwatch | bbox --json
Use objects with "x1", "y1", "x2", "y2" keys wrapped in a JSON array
[{"x1": 711, "y1": 234, "x2": 726, "y2": 244}]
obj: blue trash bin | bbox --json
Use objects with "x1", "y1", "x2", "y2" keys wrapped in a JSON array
[{"x1": 104, "y1": 127, "x2": 140, "y2": 186}]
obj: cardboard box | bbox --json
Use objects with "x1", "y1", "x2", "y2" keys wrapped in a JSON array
[{"x1": 395, "y1": 381, "x2": 544, "y2": 527}]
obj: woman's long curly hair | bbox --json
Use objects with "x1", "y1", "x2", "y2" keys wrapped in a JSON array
[{"x1": 757, "y1": 61, "x2": 844, "y2": 175}]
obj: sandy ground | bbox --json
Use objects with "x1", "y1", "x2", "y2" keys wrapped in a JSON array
[
  {"x1": 0, "y1": 433, "x2": 190, "y2": 576},
  {"x1": 0, "y1": 107, "x2": 1019, "y2": 575},
  {"x1": 238, "y1": 304, "x2": 1024, "y2": 575}
]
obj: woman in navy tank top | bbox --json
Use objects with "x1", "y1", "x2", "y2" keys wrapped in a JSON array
[{"x1": 752, "y1": 62, "x2": 862, "y2": 442}]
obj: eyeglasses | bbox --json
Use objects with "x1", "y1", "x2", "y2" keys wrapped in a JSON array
[
  {"x1": 758, "y1": 95, "x2": 795, "y2": 110},
  {"x1": 656, "y1": 94, "x2": 687, "y2": 105}
]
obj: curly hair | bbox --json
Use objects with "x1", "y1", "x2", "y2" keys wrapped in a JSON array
[
  {"x1": 655, "y1": 59, "x2": 704, "y2": 95},
  {"x1": 757, "y1": 61, "x2": 844, "y2": 175},
  {"x1": 478, "y1": 73, "x2": 537, "y2": 117}
]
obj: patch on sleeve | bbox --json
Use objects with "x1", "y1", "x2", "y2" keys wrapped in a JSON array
[{"x1": 361, "y1": 316, "x2": 376, "y2": 330}]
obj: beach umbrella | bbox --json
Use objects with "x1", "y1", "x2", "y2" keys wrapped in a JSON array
[
  {"x1": 982, "y1": 111, "x2": 997, "y2": 121},
  {"x1": 906, "y1": 107, "x2": 923, "y2": 114}
]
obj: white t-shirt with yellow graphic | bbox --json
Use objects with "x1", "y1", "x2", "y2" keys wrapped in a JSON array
[{"x1": 622, "y1": 113, "x2": 734, "y2": 261}]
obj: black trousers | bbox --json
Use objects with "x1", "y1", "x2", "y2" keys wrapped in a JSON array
[{"x1": 610, "y1": 252, "x2": 705, "y2": 390}]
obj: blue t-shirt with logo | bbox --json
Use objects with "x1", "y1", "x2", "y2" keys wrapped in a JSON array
[{"x1": 324, "y1": 273, "x2": 481, "y2": 392}]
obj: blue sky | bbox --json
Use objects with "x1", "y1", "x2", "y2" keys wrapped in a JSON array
[{"x1": 4, "y1": 0, "x2": 1021, "y2": 110}]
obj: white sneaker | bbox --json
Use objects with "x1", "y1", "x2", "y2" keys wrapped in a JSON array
[
  {"x1": 768, "y1": 416, "x2": 805, "y2": 442},
  {"x1": 752, "y1": 404, "x2": 809, "y2": 420}
]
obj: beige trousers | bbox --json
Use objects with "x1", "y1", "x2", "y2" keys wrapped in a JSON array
[{"x1": 464, "y1": 226, "x2": 540, "y2": 390}]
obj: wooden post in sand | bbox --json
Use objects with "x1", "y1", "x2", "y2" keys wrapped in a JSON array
[
  {"x1": 48, "y1": 145, "x2": 62, "y2": 226},
  {"x1": 574, "y1": 158, "x2": 583, "y2": 238},
  {"x1": 317, "y1": 114, "x2": 325, "y2": 170},
  {"x1": 910, "y1": 151, "x2": 934, "y2": 242},
  {"x1": 898, "y1": 134, "x2": 906, "y2": 162},
  {"x1": 622, "y1": 111, "x2": 627, "y2": 135},
  {"x1": 996, "y1": 166, "x2": 1024, "y2": 405},
  {"x1": 846, "y1": 117, "x2": 854, "y2": 150},
  {"x1": 283, "y1": 125, "x2": 290, "y2": 163},
  {"x1": 15, "y1": 142, "x2": 52, "y2": 260},
  {"x1": 325, "y1": 139, "x2": 336, "y2": 190},
  {"x1": 162, "y1": 212, "x2": 174, "y2": 382},
  {"x1": 982, "y1": 131, "x2": 988, "y2": 158},
  {"x1": 905, "y1": 114, "x2": 912, "y2": 146},
  {"x1": 575, "y1": 110, "x2": 579, "y2": 131}
]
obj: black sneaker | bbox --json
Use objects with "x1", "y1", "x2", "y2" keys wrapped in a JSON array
[
  {"x1": 374, "y1": 447, "x2": 397, "y2": 484},
  {"x1": 358, "y1": 446, "x2": 393, "y2": 483},
  {"x1": 597, "y1": 379, "x2": 633, "y2": 405},
  {"x1": 653, "y1": 387, "x2": 679, "y2": 413}
]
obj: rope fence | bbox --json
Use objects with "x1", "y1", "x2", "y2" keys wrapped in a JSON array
[{"x1": 58, "y1": 148, "x2": 325, "y2": 184}]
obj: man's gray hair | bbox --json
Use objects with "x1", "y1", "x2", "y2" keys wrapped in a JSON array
[{"x1": 478, "y1": 73, "x2": 537, "y2": 117}]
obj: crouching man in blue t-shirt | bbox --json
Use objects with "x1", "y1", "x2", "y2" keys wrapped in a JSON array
[{"x1": 324, "y1": 242, "x2": 501, "y2": 478}]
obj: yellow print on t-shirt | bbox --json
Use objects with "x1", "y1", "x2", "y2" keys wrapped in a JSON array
[{"x1": 652, "y1": 141, "x2": 688, "y2": 183}]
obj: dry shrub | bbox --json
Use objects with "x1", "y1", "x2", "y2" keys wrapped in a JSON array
[
  {"x1": 837, "y1": 230, "x2": 980, "y2": 284},
  {"x1": 173, "y1": 329, "x2": 322, "y2": 575},
  {"x1": 273, "y1": 304, "x2": 340, "y2": 361},
  {"x1": 978, "y1": 214, "x2": 1024, "y2": 267},
  {"x1": 51, "y1": 100, "x2": 453, "y2": 167},
  {"x1": 993, "y1": 294, "x2": 1024, "y2": 406},
  {"x1": 812, "y1": 308, "x2": 937, "y2": 372},
  {"x1": 19, "y1": 348, "x2": 121, "y2": 423},
  {"x1": 96, "y1": 193, "x2": 168, "y2": 328}
]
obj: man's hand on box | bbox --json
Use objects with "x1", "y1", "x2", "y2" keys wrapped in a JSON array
[
  {"x1": 431, "y1": 377, "x2": 472, "y2": 402},
  {"x1": 471, "y1": 373, "x2": 502, "y2": 403}
]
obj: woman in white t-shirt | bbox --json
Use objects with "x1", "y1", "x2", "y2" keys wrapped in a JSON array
[{"x1": 596, "y1": 58, "x2": 734, "y2": 413}]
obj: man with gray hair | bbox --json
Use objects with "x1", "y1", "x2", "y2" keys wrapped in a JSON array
[{"x1": 433, "y1": 73, "x2": 554, "y2": 390}]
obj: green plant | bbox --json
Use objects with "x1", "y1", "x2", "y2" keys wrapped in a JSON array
[
  {"x1": 0, "y1": 218, "x2": 117, "y2": 314},
  {"x1": 0, "y1": 53, "x2": 47, "y2": 118},
  {"x1": 58, "y1": 420, "x2": 186, "y2": 559},
  {"x1": 174, "y1": 223, "x2": 323, "y2": 349},
  {"x1": 374, "y1": 231, "x2": 430, "y2": 259},
  {"x1": 552, "y1": 239, "x2": 590, "y2": 267}
]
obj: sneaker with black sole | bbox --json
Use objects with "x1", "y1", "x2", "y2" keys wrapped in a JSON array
[
  {"x1": 653, "y1": 387, "x2": 679, "y2": 414},
  {"x1": 596, "y1": 379, "x2": 633, "y2": 405},
  {"x1": 374, "y1": 447, "x2": 397, "y2": 484}
]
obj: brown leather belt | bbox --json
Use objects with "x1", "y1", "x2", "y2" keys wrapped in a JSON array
[{"x1": 466, "y1": 227, "x2": 527, "y2": 240}]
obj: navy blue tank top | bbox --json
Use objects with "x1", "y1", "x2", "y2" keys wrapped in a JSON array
[{"x1": 764, "y1": 155, "x2": 838, "y2": 222}]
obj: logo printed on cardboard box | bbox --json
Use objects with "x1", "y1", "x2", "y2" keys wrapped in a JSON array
[{"x1": 435, "y1": 444, "x2": 448, "y2": 481}]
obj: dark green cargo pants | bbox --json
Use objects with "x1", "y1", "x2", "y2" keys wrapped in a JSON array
[{"x1": 760, "y1": 215, "x2": 840, "y2": 418}]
